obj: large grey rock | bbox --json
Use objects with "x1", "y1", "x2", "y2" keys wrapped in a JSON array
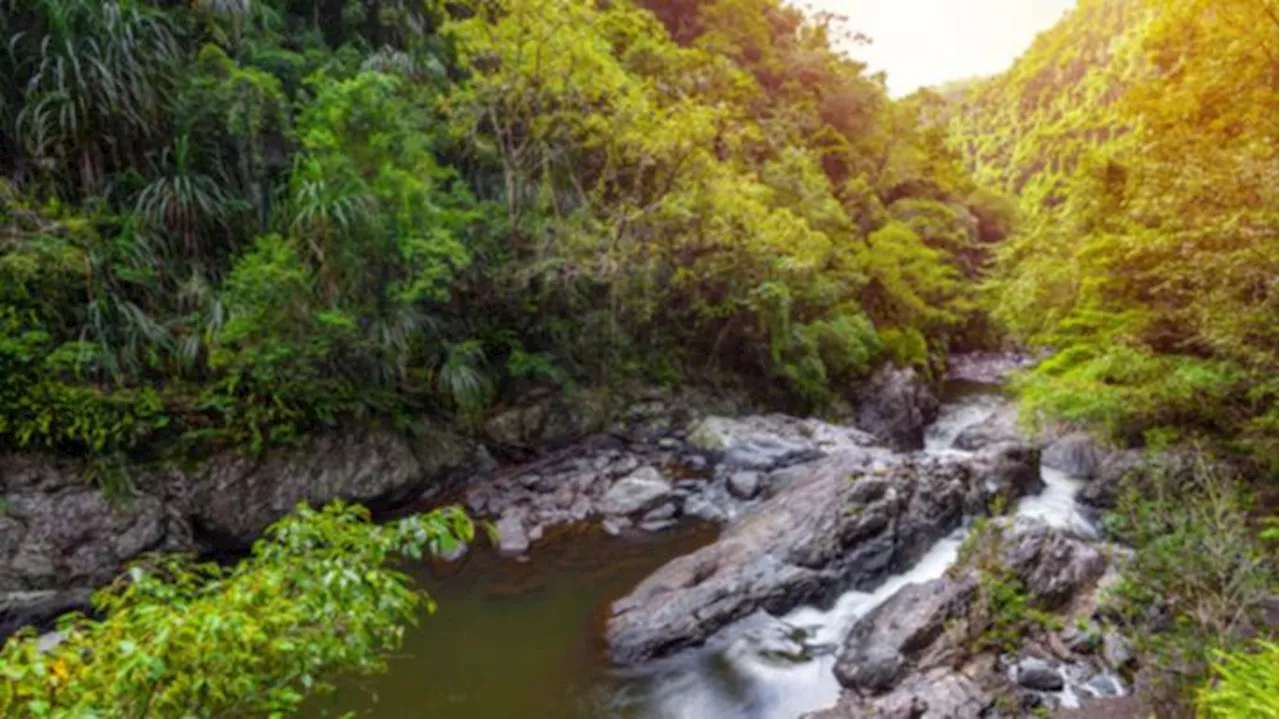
[
  {"x1": 0, "y1": 455, "x2": 190, "y2": 594},
  {"x1": 727, "y1": 471, "x2": 762, "y2": 500},
  {"x1": 178, "y1": 428, "x2": 430, "y2": 545},
  {"x1": 952, "y1": 404, "x2": 1023, "y2": 451},
  {"x1": 852, "y1": 365, "x2": 940, "y2": 451},
  {"x1": 833, "y1": 579, "x2": 973, "y2": 693},
  {"x1": 600, "y1": 467, "x2": 672, "y2": 515},
  {"x1": 687, "y1": 416, "x2": 811, "y2": 470},
  {"x1": 686, "y1": 415, "x2": 879, "y2": 471},
  {"x1": 606, "y1": 444, "x2": 1042, "y2": 664},
  {"x1": 1042, "y1": 432, "x2": 1102, "y2": 479},
  {"x1": 806, "y1": 666, "x2": 991, "y2": 718},
  {"x1": 822, "y1": 517, "x2": 1111, "y2": 718},
  {"x1": 997, "y1": 516, "x2": 1107, "y2": 608}
]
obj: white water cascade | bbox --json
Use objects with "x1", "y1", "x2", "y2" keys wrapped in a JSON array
[{"x1": 602, "y1": 386, "x2": 1097, "y2": 719}]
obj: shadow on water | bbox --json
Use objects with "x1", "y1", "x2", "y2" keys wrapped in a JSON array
[{"x1": 306, "y1": 521, "x2": 718, "y2": 719}]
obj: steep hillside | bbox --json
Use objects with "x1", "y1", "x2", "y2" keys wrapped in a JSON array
[
  {"x1": 951, "y1": 0, "x2": 1278, "y2": 464},
  {"x1": 949, "y1": 0, "x2": 1150, "y2": 207}
]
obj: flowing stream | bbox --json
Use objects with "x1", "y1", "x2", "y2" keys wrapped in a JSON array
[{"x1": 312, "y1": 384, "x2": 1093, "y2": 718}]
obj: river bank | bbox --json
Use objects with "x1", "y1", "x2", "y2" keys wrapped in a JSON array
[
  {"x1": 309, "y1": 358, "x2": 1141, "y2": 718},
  {"x1": 1, "y1": 354, "x2": 1152, "y2": 718},
  {"x1": 0, "y1": 360, "x2": 943, "y2": 637}
]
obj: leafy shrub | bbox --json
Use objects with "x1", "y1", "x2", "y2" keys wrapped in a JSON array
[
  {"x1": 1014, "y1": 345, "x2": 1262, "y2": 451},
  {"x1": 0, "y1": 501, "x2": 473, "y2": 717},
  {"x1": 1197, "y1": 641, "x2": 1280, "y2": 719},
  {"x1": 878, "y1": 325, "x2": 930, "y2": 373},
  {"x1": 772, "y1": 313, "x2": 882, "y2": 407},
  {"x1": 951, "y1": 513, "x2": 1062, "y2": 655},
  {"x1": 1101, "y1": 455, "x2": 1278, "y2": 716}
]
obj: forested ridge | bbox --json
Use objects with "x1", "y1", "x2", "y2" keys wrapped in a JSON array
[
  {"x1": 949, "y1": 2, "x2": 1278, "y2": 714},
  {"x1": 1, "y1": 0, "x2": 1006, "y2": 471},
  {"x1": 951, "y1": 0, "x2": 1279, "y2": 468}
]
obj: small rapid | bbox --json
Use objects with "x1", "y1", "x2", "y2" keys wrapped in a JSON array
[
  {"x1": 318, "y1": 381, "x2": 1100, "y2": 719},
  {"x1": 603, "y1": 384, "x2": 1095, "y2": 719}
]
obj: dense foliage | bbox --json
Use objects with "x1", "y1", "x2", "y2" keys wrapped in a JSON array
[
  {"x1": 952, "y1": 0, "x2": 1279, "y2": 466},
  {"x1": 1102, "y1": 456, "x2": 1277, "y2": 716},
  {"x1": 0, "y1": 501, "x2": 473, "y2": 716},
  {"x1": 1198, "y1": 640, "x2": 1280, "y2": 719},
  {"x1": 0, "y1": 0, "x2": 1007, "y2": 465}
]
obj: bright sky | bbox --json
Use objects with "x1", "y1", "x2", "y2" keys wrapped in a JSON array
[{"x1": 798, "y1": 0, "x2": 1077, "y2": 96}]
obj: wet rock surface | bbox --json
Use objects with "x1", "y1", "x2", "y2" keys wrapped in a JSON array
[
  {"x1": 600, "y1": 467, "x2": 672, "y2": 515},
  {"x1": 1041, "y1": 432, "x2": 1102, "y2": 479},
  {"x1": 851, "y1": 365, "x2": 940, "y2": 450},
  {"x1": 685, "y1": 414, "x2": 876, "y2": 470},
  {"x1": 951, "y1": 403, "x2": 1024, "y2": 451},
  {"x1": 605, "y1": 444, "x2": 1043, "y2": 664},
  {"x1": 0, "y1": 455, "x2": 192, "y2": 598},
  {"x1": 946, "y1": 352, "x2": 1038, "y2": 385},
  {"x1": 462, "y1": 412, "x2": 900, "y2": 558},
  {"x1": 180, "y1": 427, "x2": 445, "y2": 544},
  {"x1": 812, "y1": 516, "x2": 1126, "y2": 719}
]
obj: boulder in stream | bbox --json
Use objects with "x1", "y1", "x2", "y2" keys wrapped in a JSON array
[
  {"x1": 851, "y1": 365, "x2": 941, "y2": 451},
  {"x1": 600, "y1": 467, "x2": 672, "y2": 515},
  {"x1": 726, "y1": 471, "x2": 762, "y2": 500},
  {"x1": 952, "y1": 403, "x2": 1023, "y2": 451},
  {"x1": 1041, "y1": 432, "x2": 1102, "y2": 479},
  {"x1": 605, "y1": 443, "x2": 1042, "y2": 665},
  {"x1": 816, "y1": 516, "x2": 1113, "y2": 719}
]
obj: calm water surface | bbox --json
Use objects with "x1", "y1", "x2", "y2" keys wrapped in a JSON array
[{"x1": 309, "y1": 521, "x2": 718, "y2": 719}]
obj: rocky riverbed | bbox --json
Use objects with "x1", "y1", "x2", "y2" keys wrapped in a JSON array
[
  {"x1": 439, "y1": 360, "x2": 1142, "y2": 718},
  {"x1": 0, "y1": 365, "x2": 937, "y2": 636},
  {"x1": 2, "y1": 355, "x2": 1150, "y2": 718},
  {"x1": 587, "y1": 381, "x2": 1138, "y2": 718}
]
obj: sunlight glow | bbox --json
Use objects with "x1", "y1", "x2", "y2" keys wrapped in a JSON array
[{"x1": 801, "y1": 0, "x2": 1077, "y2": 96}]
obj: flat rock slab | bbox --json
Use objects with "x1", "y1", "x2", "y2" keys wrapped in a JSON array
[
  {"x1": 600, "y1": 467, "x2": 672, "y2": 515},
  {"x1": 686, "y1": 415, "x2": 879, "y2": 470}
]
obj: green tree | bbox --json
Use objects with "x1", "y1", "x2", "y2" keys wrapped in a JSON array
[{"x1": 0, "y1": 501, "x2": 473, "y2": 717}]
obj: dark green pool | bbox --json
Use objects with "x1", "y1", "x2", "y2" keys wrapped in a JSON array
[{"x1": 307, "y1": 521, "x2": 718, "y2": 719}]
